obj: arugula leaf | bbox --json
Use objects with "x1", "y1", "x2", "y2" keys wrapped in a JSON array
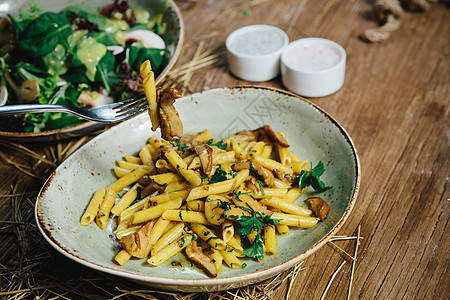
[
  {"x1": 205, "y1": 139, "x2": 227, "y2": 150},
  {"x1": 298, "y1": 161, "x2": 333, "y2": 192},
  {"x1": 243, "y1": 232, "x2": 265, "y2": 260}
]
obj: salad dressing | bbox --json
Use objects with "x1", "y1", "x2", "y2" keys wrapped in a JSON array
[
  {"x1": 42, "y1": 44, "x2": 69, "y2": 76},
  {"x1": 77, "y1": 37, "x2": 107, "y2": 81}
]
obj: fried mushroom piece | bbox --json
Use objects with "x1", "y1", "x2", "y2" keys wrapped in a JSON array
[
  {"x1": 223, "y1": 130, "x2": 256, "y2": 144},
  {"x1": 306, "y1": 197, "x2": 330, "y2": 221},
  {"x1": 234, "y1": 125, "x2": 289, "y2": 147},
  {"x1": 273, "y1": 169, "x2": 296, "y2": 186},
  {"x1": 245, "y1": 175, "x2": 262, "y2": 194},
  {"x1": 158, "y1": 88, "x2": 183, "y2": 141},
  {"x1": 195, "y1": 144, "x2": 213, "y2": 177},
  {"x1": 120, "y1": 220, "x2": 155, "y2": 258},
  {"x1": 232, "y1": 161, "x2": 274, "y2": 187},
  {"x1": 184, "y1": 242, "x2": 217, "y2": 277},
  {"x1": 5, "y1": 72, "x2": 40, "y2": 104},
  {"x1": 253, "y1": 125, "x2": 290, "y2": 147}
]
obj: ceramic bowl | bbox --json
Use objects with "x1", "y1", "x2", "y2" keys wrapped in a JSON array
[
  {"x1": 226, "y1": 25, "x2": 289, "y2": 82},
  {"x1": 35, "y1": 86, "x2": 360, "y2": 292},
  {"x1": 0, "y1": 0, "x2": 183, "y2": 141},
  {"x1": 281, "y1": 38, "x2": 346, "y2": 97}
]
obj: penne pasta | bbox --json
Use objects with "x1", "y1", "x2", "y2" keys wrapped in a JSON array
[
  {"x1": 260, "y1": 197, "x2": 312, "y2": 216},
  {"x1": 81, "y1": 188, "x2": 106, "y2": 226},
  {"x1": 189, "y1": 223, "x2": 227, "y2": 250},
  {"x1": 151, "y1": 222, "x2": 187, "y2": 255},
  {"x1": 221, "y1": 220, "x2": 234, "y2": 243},
  {"x1": 271, "y1": 212, "x2": 319, "y2": 228},
  {"x1": 108, "y1": 165, "x2": 152, "y2": 192},
  {"x1": 264, "y1": 224, "x2": 277, "y2": 255},
  {"x1": 82, "y1": 124, "x2": 333, "y2": 278},
  {"x1": 124, "y1": 155, "x2": 142, "y2": 164},
  {"x1": 95, "y1": 188, "x2": 116, "y2": 229},
  {"x1": 148, "y1": 233, "x2": 197, "y2": 266},
  {"x1": 162, "y1": 210, "x2": 212, "y2": 225},
  {"x1": 111, "y1": 183, "x2": 141, "y2": 216},
  {"x1": 140, "y1": 60, "x2": 159, "y2": 131},
  {"x1": 132, "y1": 198, "x2": 182, "y2": 225}
]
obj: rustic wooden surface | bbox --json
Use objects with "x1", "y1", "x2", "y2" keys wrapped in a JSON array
[{"x1": 0, "y1": 0, "x2": 449, "y2": 299}]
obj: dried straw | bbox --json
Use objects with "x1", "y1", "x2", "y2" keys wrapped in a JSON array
[
  {"x1": 320, "y1": 261, "x2": 346, "y2": 300},
  {"x1": 347, "y1": 225, "x2": 361, "y2": 300},
  {"x1": 327, "y1": 241, "x2": 356, "y2": 262}
]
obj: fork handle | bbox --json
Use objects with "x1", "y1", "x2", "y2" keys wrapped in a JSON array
[{"x1": 0, "y1": 104, "x2": 72, "y2": 115}]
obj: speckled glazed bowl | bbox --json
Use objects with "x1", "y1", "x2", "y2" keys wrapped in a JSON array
[
  {"x1": 35, "y1": 86, "x2": 360, "y2": 292},
  {"x1": 0, "y1": 0, "x2": 183, "y2": 141}
]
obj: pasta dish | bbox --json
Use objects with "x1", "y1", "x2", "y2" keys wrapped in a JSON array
[{"x1": 80, "y1": 60, "x2": 331, "y2": 277}]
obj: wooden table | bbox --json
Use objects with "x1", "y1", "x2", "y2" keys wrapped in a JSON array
[{"x1": 1, "y1": 0, "x2": 448, "y2": 299}]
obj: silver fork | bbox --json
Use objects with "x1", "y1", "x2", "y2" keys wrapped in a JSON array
[{"x1": 0, "y1": 94, "x2": 148, "y2": 123}]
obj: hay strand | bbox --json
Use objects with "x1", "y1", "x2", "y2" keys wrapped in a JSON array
[
  {"x1": 347, "y1": 225, "x2": 361, "y2": 300},
  {"x1": 320, "y1": 261, "x2": 346, "y2": 300}
]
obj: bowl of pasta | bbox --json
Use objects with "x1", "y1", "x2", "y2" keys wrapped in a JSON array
[{"x1": 35, "y1": 86, "x2": 360, "y2": 292}]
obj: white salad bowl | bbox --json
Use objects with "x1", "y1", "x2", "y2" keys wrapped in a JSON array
[
  {"x1": 0, "y1": 0, "x2": 183, "y2": 141},
  {"x1": 35, "y1": 86, "x2": 360, "y2": 292}
]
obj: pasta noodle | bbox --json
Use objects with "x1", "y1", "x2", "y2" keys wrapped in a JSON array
[{"x1": 81, "y1": 125, "x2": 331, "y2": 277}]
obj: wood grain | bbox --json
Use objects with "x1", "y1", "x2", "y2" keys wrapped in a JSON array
[{"x1": 0, "y1": 0, "x2": 448, "y2": 299}]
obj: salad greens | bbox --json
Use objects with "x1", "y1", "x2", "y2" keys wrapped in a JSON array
[{"x1": 0, "y1": 1, "x2": 169, "y2": 133}]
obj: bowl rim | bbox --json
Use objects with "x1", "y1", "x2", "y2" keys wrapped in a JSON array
[
  {"x1": 0, "y1": 0, "x2": 184, "y2": 141},
  {"x1": 35, "y1": 85, "x2": 361, "y2": 290}
]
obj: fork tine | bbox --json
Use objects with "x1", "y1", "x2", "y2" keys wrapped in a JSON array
[
  {"x1": 115, "y1": 98, "x2": 148, "y2": 114},
  {"x1": 114, "y1": 104, "x2": 149, "y2": 121},
  {"x1": 112, "y1": 94, "x2": 147, "y2": 110}
]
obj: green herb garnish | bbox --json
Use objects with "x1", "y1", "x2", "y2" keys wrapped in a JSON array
[
  {"x1": 297, "y1": 161, "x2": 333, "y2": 192},
  {"x1": 243, "y1": 233, "x2": 265, "y2": 260},
  {"x1": 209, "y1": 166, "x2": 228, "y2": 184},
  {"x1": 205, "y1": 139, "x2": 227, "y2": 150}
]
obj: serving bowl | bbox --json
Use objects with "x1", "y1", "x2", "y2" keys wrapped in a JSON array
[
  {"x1": 35, "y1": 86, "x2": 360, "y2": 292},
  {"x1": 0, "y1": 0, "x2": 183, "y2": 141}
]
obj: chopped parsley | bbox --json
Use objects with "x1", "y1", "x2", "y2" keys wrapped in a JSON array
[
  {"x1": 243, "y1": 233, "x2": 265, "y2": 260},
  {"x1": 237, "y1": 214, "x2": 264, "y2": 236},
  {"x1": 169, "y1": 138, "x2": 188, "y2": 153},
  {"x1": 298, "y1": 161, "x2": 333, "y2": 192},
  {"x1": 205, "y1": 139, "x2": 227, "y2": 150},
  {"x1": 209, "y1": 166, "x2": 228, "y2": 183}
]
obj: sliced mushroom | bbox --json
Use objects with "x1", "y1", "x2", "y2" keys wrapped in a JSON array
[
  {"x1": 185, "y1": 242, "x2": 217, "y2": 277},
  {"x1": 305, "y1": 197, "x2": 330, "y2": 221},
  {"x1": 158, "y1": 88, "x2": 183, "y2": 141},
  {"x1": 106, "y1": 45, "x2": 124, "y2": 55},
  {"x1": 224, "y1": 130, "x2": 256, "y2": 144},
  {"x1": 232, "y1": 161, "x2": 275, "y2": 187},
  {"x1": 273, "y1": 169, "x2": 296, "y2": 185},
  {"x1": 5, "y1": 72, "x2": 40, "y2": 104},
  {"x1": 124, "y1": 29, "x2": 166, "y2": 49},
  {"x1": 120, "y1": 219, "x2": 155, "y2": 258},
  {"x1": 253, "y1": 125, "x2": 290, "y2": 147},
  {"x1": 195, "y1": 144, "x2": 213, "y2": 177},
  {"x1": 77, "y1": 89, "x2": 113, "y2": 108},
  {"x1": 245, "y1": 175, "x2": 261, "y2": 194}
]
